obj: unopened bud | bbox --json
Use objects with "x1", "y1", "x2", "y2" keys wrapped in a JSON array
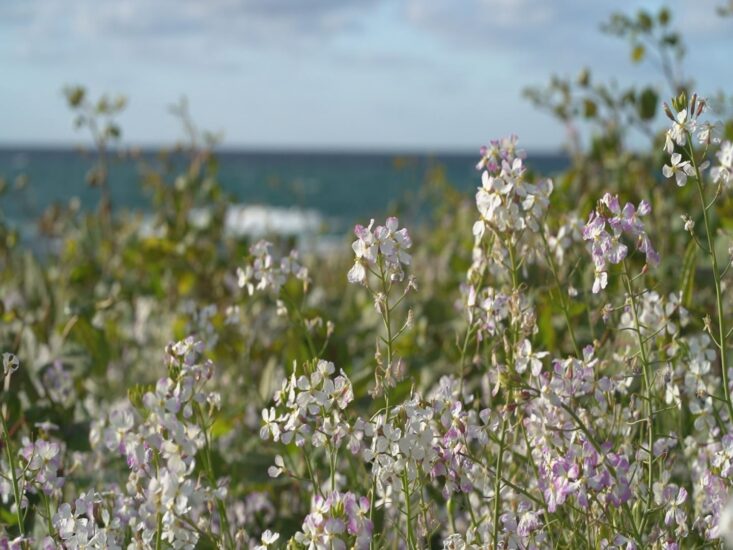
[
  {"x1": 406, "y1": 276, "x2": 418, "y2": 293},
  {"x1": 682, "y1": 215, "x2": 694, "y2": 233},
  {"x1": 663, "y1": 102, "x2": 675, "y2": 121},
  {"x1": 696, "y1": 98, "x2": 706, "y2": 117},
  {"x1": 704, "y1": 315, "x2": 712, "y2": 335},
  {"x1": 678, "y1": 91, "x2": 687, "y2": 109}
]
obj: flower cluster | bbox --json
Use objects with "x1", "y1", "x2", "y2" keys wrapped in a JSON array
[
  {"x1": 17, "y1": 438, "x2": 65, "y2": 497},
  {"x1": 661, "y1": 95, "x2": 733, "y2": 191},
  {"x1": 51, "y1": 492, "x2": 122, "y2": 549},
  {"x1": 473, "y1": 136, "x2": 553, "y2": 237},
  {"x1": 293, "y1": 491, "x2": 373, "y2": 549},
  {"x1": 619, "y1": 290, "x2": 689, "y2": 337},
  {"x1": 462, "y1": 284, "x2": 537, "y2": 342},
  {"x1": 360, "y1": 377, "x2": 485, "y2": 503},
  {"x1": 582, "y1": 193, "x2": 659, "y2": 293},
  {"x1": 237, "y1": 239, "x2": 309, "y2": 296},
  {"x1": 261, "y1": 360, "x2": 354, "y2": 450},
  {"x1": 347, "y1": 217, "x2": 412, "y2": 284},
  {"x1": 88, "y1": 337, "x2": 225, "y2": 548},
  {"x1": 663, "y1": 94, "x2": 708, "y2": 155}
]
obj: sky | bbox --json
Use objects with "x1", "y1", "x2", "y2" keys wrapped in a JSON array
[{"x1": 1, "y1": 0, "x2": 731, "y2": 151}]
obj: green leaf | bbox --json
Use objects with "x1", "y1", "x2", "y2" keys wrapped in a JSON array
[
  {"x1": 71, "y1": 318, "x2": 111, "y2": 376},
  {"x1": 631, "y1": 44, "x2": 645, "y2": 63},
  {"x1": 637, "y1": 11, "x2": 653, "y2": 30},
  {"x1": 211, "y1": 417, "x2": 234, "y2": 439},
  {"x1": 0, "y1": 507, "x2": 18, "y2": 526},
  {"x1": 638, "y1": 87, "x2": 658, "y2": 120},
  {"x1": 61, "y1": 421, "x2": 92, "y2": 452},
  {"x1": 583, "y1": 99, "x2": 598, "y2": 118},
  {"x1": 64, "y1": 85, "x2": 86, "y2": 107},
  {"x1": 577, "y1": 68, "x2": 591, "y2": 87},
  {"x1": 658, "y1": 7, "x2": 670, "y2": 25}
]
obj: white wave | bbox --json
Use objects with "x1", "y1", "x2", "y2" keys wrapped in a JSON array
[{"x1": 222, "y1": 204, "x2": 323, "y2": 238}]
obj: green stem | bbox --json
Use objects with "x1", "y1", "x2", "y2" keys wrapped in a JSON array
[
  {"x1": 1, "y1": 411, "x2": 25, "y2": 541},
  {"x1": 447, "y1": 497, "x2": 457, "y2": 534},
  {"x1": 155, "y1": 511, "x2": 164, "y2": 550},
  {"x1": 42, "y1": 493, "x2": 55, "y2": 537},
  {"x1": 622, "y1": 261, "x2": 654, "y2": 528},
  {"x1": 688, "y1": 140, "x2": 733, "y2": 421},
  {"x1": 370, "y1": 259, "x2": 395, "y2": 549},
  {"x1": 195, "y1": 404, "x2": 234, "y2": 548},
  {"x1": 402, "y1": 471, "x2": 416, "y2": 549},
  {"x1": 492, "y1": 418, "x2": 508, "y2": 548}
]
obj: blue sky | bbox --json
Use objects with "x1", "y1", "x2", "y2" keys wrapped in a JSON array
[{"x1": 1, "y1": 0, "x2": 731, "y2": 151}]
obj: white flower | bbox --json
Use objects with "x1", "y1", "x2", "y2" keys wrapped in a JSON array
[
  {"x1": 267, "y1": 455, "x2": 285, "y2": 478},
  {"x1": 663, "y1": 153, "x2": 695, "y2": 186},
  {"x1": 711, "y1": 141, "x2": 733, "y2": 186},
  {"x1": 255, "y1": 530, "x2": 280, "y2": 549},
  {"x1": 718, "y1": 496, "x2": 733, "y2": 547},
  {"x1": 592, "y1": 270, "x2": 607, "y2": 294},
  {"x1": 2, "y1": 353, "x2": 19, "y2": 376},
  {"x1": 260, "y1": 407, "x2": 280, "y2": 441},
  {"x1": 681, "y1": 215, "x2": 694, "y2": 233},
  {"x1": 665, "y1": 109, "x2": 694, "y2": 153},
  {"x1": 515, "y1": 339, "x2": 548, "y2": 376}
]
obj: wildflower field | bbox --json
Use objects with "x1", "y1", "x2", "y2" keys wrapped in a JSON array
[{"x1": 3, "y1": 5, "x2": 733, "y2": 550}]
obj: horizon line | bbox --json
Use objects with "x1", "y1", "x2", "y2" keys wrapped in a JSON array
[{"x1": 0, "y1": 141, "x2": 569, "y2": 157}]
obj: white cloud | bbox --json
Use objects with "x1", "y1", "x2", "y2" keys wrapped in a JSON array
[{"x1": 0, "y1": 0, "x2": 383, "y2": 63}]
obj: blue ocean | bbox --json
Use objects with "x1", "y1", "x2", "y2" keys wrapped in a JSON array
[{"x1": 0, "y1": 148, "x2": 568, "y2": 238}]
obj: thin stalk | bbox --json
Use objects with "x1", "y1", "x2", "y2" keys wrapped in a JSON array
[
  {"x1": 370, "y1": 259, "x2": 395, "y2": 549},
  {"x1": 458, "y1": 324, "x2": 477, "y2": 394},
  {"x1": 688, "y1": 140, "x2": 733, "y2": 421},
  {"x1": 42, "y1": 493, "x2": 55, "y2": 537},
  {"x1": 155, "y1": 511, "x2": 164, "y2": 550},
  {"x1": 401, "y1": 471, "x2": 416, "y2": 549},
  {"x1": 492, "y1": 418, "x2": 508, "y2": 549},
  {"x1": 622, "y1": 261, "x2": 655, "y2": 529},
  {"x1": 1, "y1": 412, "x2": 25, "y2": 541},
  {"x1": 195, "y1": 404, "x2": 234, "y2": 548},
  {"x1": 491, "y1": 238, "x2": 519, "y2": 546}
]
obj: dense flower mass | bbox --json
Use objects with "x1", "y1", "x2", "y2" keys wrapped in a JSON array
[
  {"x1": 260, "y1": 359, "x2": 354, "y2": 449},
  {"x1": 473, "y1": 138, "x2": 553, "y2": 235},
  {"x1": 293, "y1": 491, "x2": 373, "y2": 549},
  {"x1": 4, "y1": 22, "x2": 733, "y2": 547},
  {"x1": 582, "y1": 193, "x2": 658, "y2": 293}
]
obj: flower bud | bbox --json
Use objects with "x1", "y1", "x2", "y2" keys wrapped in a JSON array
[
  {"x1": 696, "y1": 98, "x2": 706, "y2": 117},
  {"x1": 2, "y1": 353, "x2": 19, "y2": 377},
  {"x1": 663, "y1": 102, "x2": 675, "y2": 121}
]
